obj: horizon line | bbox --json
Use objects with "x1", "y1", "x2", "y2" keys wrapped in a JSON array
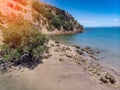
[{"x1": 84, "y1": 26, "x2": 120, "y2": 28}]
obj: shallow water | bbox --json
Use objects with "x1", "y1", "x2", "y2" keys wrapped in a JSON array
[{"x1": 53, "y1": 27, "x2": 120, "y2": 71}]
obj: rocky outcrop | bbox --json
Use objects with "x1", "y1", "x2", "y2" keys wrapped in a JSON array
[
  {"x1": 100, "y1": 73, "x2": 116, "y2": 84},
  {"x1": 0, "y1": 0, "x2": 84, "y2": 35},
  {"x1": 105, "y1": 73, "x2": 116, "y2": 84}
]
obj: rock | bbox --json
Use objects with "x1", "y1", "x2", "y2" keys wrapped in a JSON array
[
  {"x1": 92, "y1": 69, "x2": 98, "y2": 75},
  {"x1": 96, "y1": 51, "x2": 100, "y2": 53},
  {"x1": 18, "y1": 66, "x2": 22, "y2": 70},
  {"x1": 46, "y1": 50, "x2": 50, "y2": 54},
  {"x1": 0, "y1": 65, "x2": 6, "y2": 71},
  {"x1": 18, "y1": 51, "x2": 32, "y2": 65},
  {"x1": 65, "y1": 54, "x2": 72, "y2": 58},
  {"x1": 77, "y1": 62, "x2": 81, "y2": 65},
  {"x1": 81, "y1": 59, "x2": 87, "y2": 62},
  {"x1": 48, "y1": 54, "x2": 52, "y2": 57},
  {"x1": 43, "y1": 54, "x2": 52, "y2": 59},
  {"x1": 89, "y1": 55, "x2": 99, "y2": 60},
  {"x1": 59, "y1": 58, "x2": 64, "y2": 62},
  {"x1": 105, "y1": 73, "x2": 116, "y2": 84},
  {"x1": 88, "y1": 67, "x2": 93, "y2": 72},
  {"x1": 55, "y1": 41, "x2": 61, "y2": 44},
  {"x1": 0, "y1": 60, "x2": 4, "y2": 64},
  {"x1": 55, "y1": 49, "x2": 59, "y2": 52},
  {"x1": 56, "y1": 44, "x2": 61, "y2": 47},
  {"x1": 50, "y1": 44, "x2": 54, "y2": 46},
  {"x1": 73, "y1": 45, "x2": 81, "y2": 49},
  {"x1": 62, "y1": 47, "x2": 66, "y2": 51},
  {"x1": 88, "y1": 72, "x2": 93, "y2": 75},
  {"x1": 76, "y1": 50, "x2": 83, "y2": 55},
  {"x1": 81, "y1": 48, "x2": 85, "y2": 51},
  {"x1": 86, "y1": 50, "x2": 94, "y2": 54},
  {"x1": 81, "y1": 46, "x2": 94, "y2": 54},
  {"x1": 100, "y1": 73, "x2": 116, "y2": 84},
  {"x1": 97, "y1": 72, "x2": 100, "y2": 76},
  {"x1": 84, "y1": 46, "x2": 91, "y2": 50},
  {"x1": 66, "y1": 47, "x2": 71, "y2": 51},
  {"x1": 100, "y1": 76, "x2": 109, "y2": 83}
]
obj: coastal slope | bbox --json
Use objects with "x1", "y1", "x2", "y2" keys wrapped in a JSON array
[
  {"x1": 0, "y1": 0, "x2": 120, "y2": 90},
  {"x1": 0, "y1": 0, "x2": 84, "y2": 35}
]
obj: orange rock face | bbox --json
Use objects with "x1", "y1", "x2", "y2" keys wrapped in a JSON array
[{"x1": 0, "y1": 0, "x2": 33, "y2": 21}]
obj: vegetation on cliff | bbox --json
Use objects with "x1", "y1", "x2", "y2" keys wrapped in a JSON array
[
  {"x1": 0, "y1": 0, "x2": 84, "y2": 34},
  {"x1": 0, "y1": 18, "x2": 48, "y2": 67},
  {"x1": 0, "y1": 0, "x2": 83, "y2": 69},
  {"x1": 32, "y1": 1, "x2": 84, "y2": 33}
]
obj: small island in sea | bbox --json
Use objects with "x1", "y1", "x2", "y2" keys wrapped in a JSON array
[{"x1": 0, "y1": 0, "x2": 120, "y2": 90}]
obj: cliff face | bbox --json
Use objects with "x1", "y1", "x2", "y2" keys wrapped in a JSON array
[{"x1": 0, "y1": 0, "x2": 84, "y2": 35}]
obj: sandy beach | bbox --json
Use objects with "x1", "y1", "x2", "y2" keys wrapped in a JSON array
[{"x1": 0, "y1": 40, "x2": 120, "y2": 90}]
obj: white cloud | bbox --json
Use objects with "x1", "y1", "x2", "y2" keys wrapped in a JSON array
[{"x1": 113, "y1": 18, "x2": 120, "y2": 22}]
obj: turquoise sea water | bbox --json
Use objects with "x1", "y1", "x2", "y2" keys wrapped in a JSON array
[{"x1": 54, "y1": 27, "x2": 120, "y2": 70}]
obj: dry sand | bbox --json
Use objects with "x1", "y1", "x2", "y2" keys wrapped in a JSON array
[{"x1": 0, "y1": 40, "x2": 120, "y2": 90}]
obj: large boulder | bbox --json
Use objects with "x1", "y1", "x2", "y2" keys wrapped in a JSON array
[
  {"x1": 105, "y1": 73, "x2": 116, "y2": 84},
  {"x1": 100, "y1": 73, "x2": 116, "y2": 84},
  {"x1": 76, "y1": 50, "x2": 83, "y2": 55},
  {"x1": 100, "y1": 76, "x2": 109, "y2": 83}
]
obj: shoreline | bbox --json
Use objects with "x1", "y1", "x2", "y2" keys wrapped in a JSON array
[
  {"x1": 49, "y1": 33, "x2": 120, "y2": 73},
  {"x1": 0, "y1": 39, "x2": 120, "y2": 90}
]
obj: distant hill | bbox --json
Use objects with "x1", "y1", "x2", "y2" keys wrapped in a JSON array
[{"x1": 0, "y1": 0, "x2": 84, "y2": 35}]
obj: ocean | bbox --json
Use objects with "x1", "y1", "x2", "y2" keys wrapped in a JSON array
[{"x1": 53, "y1": 27, "x2": 120, "y2": 71}]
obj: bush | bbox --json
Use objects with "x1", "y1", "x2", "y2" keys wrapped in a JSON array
[
  {"x1": 50, "y1": 16, "x2": 62, "y2": 29},
  {"x1": 49, "y1": 15, "x2": 73, "y2": 30},
  {"x1": 32, "y1": 1, "x2": 55, "y2": 20},
  {"x1": 45, "y1": 12, "x2": 54, "y2": 20},
  {"x1": 1, "y1": 20, "x2": 48, "y2": 62},
  {"x1": 31, "y1": 1, "x2": 74, "y2": 31},
  {"x1": 63, "y1": 21, "x2": 73, "y2": 30}
]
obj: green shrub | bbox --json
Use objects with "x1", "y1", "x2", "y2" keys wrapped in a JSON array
[
  {"x1": 49, "y1": 15, "x2": 73, "y2": 30},
  {"x1": 32, "y1": 45, "x2": 47, "y2": 60},
  {"x1": 32, "y1": 1, "x2": 54, "y2": 20},
  {"x1": 63, "y1": 21, "x2": 73, "y2": 30},
  {"x1": 31, "y1": 1, "x2": 74, "y2": 31},
  {"x1": 1, "y1": 20, "x2": 48, "y2": 62},
  {"x1": 45, "y1": 12, "x2": 54, "y2": 20},
  {"x1": 1, "y1": 45, "x2": 20, "y2": 61},
  {"x1": 50, "y1": 16, "x2": 62, "y2": 29}
]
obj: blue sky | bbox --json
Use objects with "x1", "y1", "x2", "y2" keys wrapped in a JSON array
[{"x1": 41, "y1": 0, "x2": 120, "y2": 27}]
